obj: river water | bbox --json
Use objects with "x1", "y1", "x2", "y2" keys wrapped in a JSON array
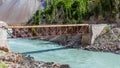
[{"x1": 8, "y1": 39, "x2": 120, "y2": 68}]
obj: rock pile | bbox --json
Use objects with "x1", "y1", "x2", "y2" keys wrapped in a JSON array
[
  {"x1": 84, "y1": 26, "x2": 120, "y2": 54},
  {"x1": 0, "y1": 50, "x2": 70, "y2": 68}
]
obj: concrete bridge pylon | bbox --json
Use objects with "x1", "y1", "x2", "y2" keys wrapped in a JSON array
[{"x1": 0, "y1": 21, "x2": 9, "y2": 52}]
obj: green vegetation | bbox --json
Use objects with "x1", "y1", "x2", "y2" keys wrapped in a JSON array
[
  {"x1": 105, "y1": 26, "x2": 111, "y2": 32},
  {"x1": 28, "y1": 0, "x2": 120, "y2": 25},
  {"x1": 0, "y1": 61, "x2": 8, "y2": 68},
  {"x1": 118, "y1": 35, "x2": 120, "y2": 39}
]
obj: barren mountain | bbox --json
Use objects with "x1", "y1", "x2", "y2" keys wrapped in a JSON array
[{"x1": 0, "y1": 0, "x2": 42, "y2": 25}]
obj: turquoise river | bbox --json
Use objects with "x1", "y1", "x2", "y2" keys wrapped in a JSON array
[{"x1": 8, "y1": 39, "x2": 120, "y2": 68}]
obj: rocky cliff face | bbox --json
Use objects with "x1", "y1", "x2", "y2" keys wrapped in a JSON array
[
  {"x1": 0, "y1": 0, "x2": 43, "y2": 25},
  {"x1": 0, "y1": 0, "x2": 6, "y2": 5}
]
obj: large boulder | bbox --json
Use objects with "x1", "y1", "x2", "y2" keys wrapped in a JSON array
[{"x1": 0, "y1": 21, "x2": 9, "y2": 52}]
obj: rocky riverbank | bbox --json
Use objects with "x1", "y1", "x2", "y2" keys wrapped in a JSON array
[
  {"x1": 84, "y1": 25, "x2": 120, "y2": 54},
  {"x1": 0, "y1": 50, "x2": 70, "y2": 68},
  {"x1": 43, "y1": 24, "x2": 120, "y2": 54}
]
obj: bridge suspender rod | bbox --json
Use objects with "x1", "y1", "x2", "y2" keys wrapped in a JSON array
[{"x1": 5, "y1": 24, "x2": 89, "y2": 29}]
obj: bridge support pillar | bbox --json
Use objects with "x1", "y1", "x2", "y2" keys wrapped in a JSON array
[
  {"x1": 0, "y1": 21, "x2": 9, "y2": 52},
  {"x1": 81, "y1": 26, "x2": 91, "y2": 46},
  {"x1": 91, "y1": 24, "x2": 108, "y2": 45},
  {"x1": 81, "y1": 24, "x2": 108, "y2": 46}
]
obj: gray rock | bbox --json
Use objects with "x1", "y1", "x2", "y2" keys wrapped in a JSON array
[{"x1": 60, "y1": 64, "x2": 70, "y2": 68}]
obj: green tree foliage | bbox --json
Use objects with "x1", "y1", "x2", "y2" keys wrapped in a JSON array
[
  {"x1": 90, "y1": 0, "x2": 119, "y2": 18},
  {"x1": 28, "y1": 0, "x2": 120, "y2": 25}
]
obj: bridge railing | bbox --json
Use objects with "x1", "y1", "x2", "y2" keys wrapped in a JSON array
[
  {"x1": 5, "y1": 24, "x2": 89, "y2": 28},
  {"x1": 6, "y1": 24, "x2": 91, "y2": 45}
]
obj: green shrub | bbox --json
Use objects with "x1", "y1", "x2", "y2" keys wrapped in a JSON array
[
  {"x1": 0, "y1": 62, "x2": 8, "y2": 68},
  {"x1": 105, "y1": 26, "x2": 111, "y2": 32}
]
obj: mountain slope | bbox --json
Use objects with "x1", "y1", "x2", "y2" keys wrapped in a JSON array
[{"x1": 0, "y1": 0, "x2": 41, "y2": 25}]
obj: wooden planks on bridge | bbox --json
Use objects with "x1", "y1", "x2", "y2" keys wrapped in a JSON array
[{"x1": 5, "y1": 24, "x2": 89, "y2": 28}]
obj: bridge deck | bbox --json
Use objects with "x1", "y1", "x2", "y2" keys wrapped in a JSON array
[
  {"x1": 6, "y1": 24, "x2": 91, "y2": 45},
  {"x1": 5, "y1": 24, "x2": 89, "y2": 28}
]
